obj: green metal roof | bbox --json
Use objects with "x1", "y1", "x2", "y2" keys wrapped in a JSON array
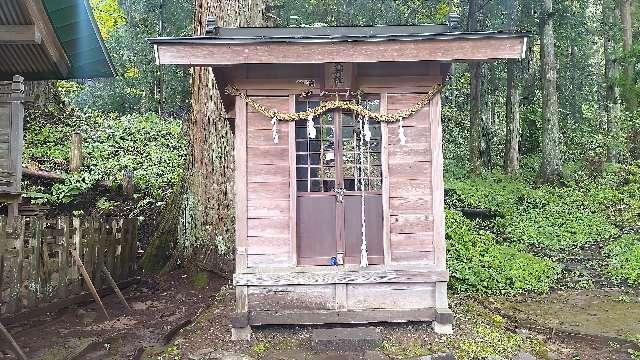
[{"x1": 41, "y1": 0, "x2": 115, "y2": 79}]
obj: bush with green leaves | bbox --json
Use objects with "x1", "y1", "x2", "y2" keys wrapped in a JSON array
[
  {"x1": 447, "y1": 171, "x2": 621, "y2": 251},
  {"x1": 446, "y1": 210, "x2": 560, "y2": 295},
  {"x1": 604, "y1": 234, "x2": 640, "y2": 286},
  {"x1": 24, "y1": 107, "x2": 185, "y2": 208}
]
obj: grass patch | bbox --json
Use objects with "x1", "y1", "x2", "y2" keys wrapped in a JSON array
[
  {"x1": 605, "y1": 235, "x2": 640, "y2": 286},
  {"x1": 191, "y1": 271, "x2": 209, "y2": 289},
  {"x1": 446, "y1": 210, "x2": 560, "y2": 294}
]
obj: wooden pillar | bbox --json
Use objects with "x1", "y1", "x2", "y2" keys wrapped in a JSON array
[
  {"x1": 232, "y1": 94, "x2": 251, "y2": 341},
  {"x1": 70, "y1": 132, "x2": 82, "y2": 172}
]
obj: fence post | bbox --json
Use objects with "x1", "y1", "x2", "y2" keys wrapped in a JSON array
[
  {"x1": 72, "y1": 217, "x2": 83, "y2": 292},
  {"x1": 70, "y1": 132, "x2": 82, "y2": 172},
  {"x1": 27, "y1": 217, "x2": 42, "y2": 307},
  {"x1": 0, "y1": 217, "x2": 6, "y2": 311},
  {"x1": 58, "y1": 217, "x2": 70, "y2": 298},
  {"x1": 9, "y1": 218, "x2": 25, "y2": 313}
]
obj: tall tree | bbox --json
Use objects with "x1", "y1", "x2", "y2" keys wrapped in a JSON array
[
  {"x1": 183, "y1": 0, "x2": 272, "y2": 271},
  {"x1": 504, "y1": 0, "x2": 521, "y2": 173},
  {"x1": 468, "y1": 0, "x2": 483, "y2": 174},
  {"x1": 619, "y1": 0, "x2": 636, "y2": 110},
  {"x1": 538, "y1": 0, "x2": 562, "y2": 182},
  {"x1": 604, "y1": 0, "x2": 621, "y2": 163}
]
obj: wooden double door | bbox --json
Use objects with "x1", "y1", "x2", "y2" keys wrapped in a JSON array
[{"x1": 295, "y1": 98, "x2": 384, "y2": 266}]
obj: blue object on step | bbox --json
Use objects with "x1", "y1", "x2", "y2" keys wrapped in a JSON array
[{"x1": 329, "y1": 257, "x2": 337, "y2": 266}]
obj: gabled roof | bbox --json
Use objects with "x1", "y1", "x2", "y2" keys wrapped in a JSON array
[
  {"x1": 0, "y1": 0, "x2": 115, "y2": 80},
  {"x1": 150, "y1": 25, "x2": 529, "y2": 66}
]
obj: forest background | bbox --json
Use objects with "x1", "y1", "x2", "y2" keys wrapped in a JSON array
[{"x1": 23, "y1": 0, "x2": 640, "y2": 294}]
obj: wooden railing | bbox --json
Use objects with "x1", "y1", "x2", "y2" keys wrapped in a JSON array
[{"x1": 0, "y1": 216, "x2": 138, "y2": 316}]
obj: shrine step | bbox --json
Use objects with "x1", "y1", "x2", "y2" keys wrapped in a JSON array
[{"x1": 311, "y1": 327, "x2": 381, "y2": 352}]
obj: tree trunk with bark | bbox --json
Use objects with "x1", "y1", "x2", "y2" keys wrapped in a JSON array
[
  {"x1": 505, "y1": 60, "x2": 521, "y2": 173},
  {"x1": 187, "y1": 0, "x2": 272, "y2": 272},
  {"x1": 468, "y1": 0, "x2": 483, "y2": 174},
  {"x1": 504, "y1": 0, "x2": 520, "y2": 173},
  {"x1": 605, "y1": 1, "x2": 621, "y2": 163},
  {"x1": 619, "y1": 0, "x2": 636, "y2": 111},
  {"x1": 538, "y1": 0, "x2": 563, "y2": 183},
  {"x1": 144, "y1": 0, "x2": 272, "y2": 273}
]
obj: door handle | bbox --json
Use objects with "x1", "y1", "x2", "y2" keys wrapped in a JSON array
[{"x1": 333, "y1": 187, "x2": 345, "y2": 203}]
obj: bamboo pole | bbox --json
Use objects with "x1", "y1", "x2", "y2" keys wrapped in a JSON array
[
  {"x1": 70, "y1": 250, "x2": 109, "y2": 320},
  {"x1": 0, "y1": 321, "x2": 28, "y2": 360},
  {"x1": 101, "y1": 266, "x2": 131, "y2": 312}
]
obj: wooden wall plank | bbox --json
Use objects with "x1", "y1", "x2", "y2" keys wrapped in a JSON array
[
  {"x1": 387, "y1": 85, "x2": 437, "y2": 265},
  {"x1": 247, "y1": 164, "x2": 290, "y2": 182},
  {"x1": 346, "y1": 283, "x2": 435, "y2": 310},
  {"x1": 388, "y1": 162, "x2": 431, "y2": 179},
  {"x1": 247, "y1": 218, "x2": 289, "y2": 238},
  {"x1": 248, "y1": 285, "x2": 336, "y2": 311},
  {"x1": 248, "y1": 199, "x2": 289, "y2": 218},
  {"x1": 390, "y1": 215, "x2": 432, "y2": 234},
  {"x1": 388, "y1": 180, "x2": 431, "y2": 197},
  {"x1": 234, "y1": 270, "x2": 448, "y2": 286},
  {"x1": 390, "y1": 233, "x2": 434, "y2": 252},
  {"x1": 247, "y1": 146, "x2": 290, "y2": 165},
  {"x1": 244, "y1": 96, "x2": 292, "y2": 269}
]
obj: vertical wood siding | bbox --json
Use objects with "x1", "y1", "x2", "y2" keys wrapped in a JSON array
[
  {"x1": 387, "y1": 93, "x2": 434, "y2": 264},
  {"x1": 245, "y1": 96, "x2": 292, "y2": 268}
]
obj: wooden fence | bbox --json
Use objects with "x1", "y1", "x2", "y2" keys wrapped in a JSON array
[{"x1": 0, "y1": 216, "x2": 138, "y2": 316}]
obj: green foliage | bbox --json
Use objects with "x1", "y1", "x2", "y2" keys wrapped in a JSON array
[
  {"x1": 89, "y1": 0, "x2": 127, "y2": 39},
  {"x1": 70, "y1": 0, "x2": 192, "y2": 116},
  {"x1": 379, "y1": 339, "x2": 431, "y2": 359},
  {"x1": 451, "y1": 325, "x2": 523, "y2": 360},
  {"x1": 191, "y1": 271, "x2": 209, "y2": 289},
  {"x1": 604, "y1": 235, "x2": 640, "y2": 286},
  {"x1": 24, "y1": 106, "x2": 185, "y2": 209},
  {"x1": 447, "y1": 170, "x2": 621, "y2": 251},
  {"x1": 446, "y1": 210, "x2": 560, "y2": 295}
]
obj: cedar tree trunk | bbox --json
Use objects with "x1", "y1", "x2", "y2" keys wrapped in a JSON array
[
  {"x1": 538, "y1": 0, "x2": 563, "y2": 183},
  {"x1": 468, "y1": 0, "x2": 483, "y2": 174},
  {"x1": 619, "y1": 0, "x2": 636, "y2": 111},
  {"x1": 605, "y1": 1, "x2": 621, "y2": 163},
  {"x1": 504, "y1": 0, "x2": 520, "y2": 173},
  {"x1": 185, "y1": 0, "x2": 272, "y2": 272}
]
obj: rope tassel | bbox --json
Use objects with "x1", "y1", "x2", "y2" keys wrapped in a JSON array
[
  {"x1": 271, "y1": 117, "x2": 279, "y2": 144},
  {"x1": 307, "y1": 114, "x2": 316, "y2": 139},
  {"x1": 399, "y1": 119, "x2": 407, "y2": 145},
  {"x1": 364, "y1": 116, "x2": 372, "y2": 142}
]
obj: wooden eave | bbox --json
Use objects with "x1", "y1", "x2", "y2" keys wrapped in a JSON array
[
  {"x1": 0, "y1": 0, "x2": 114, "y2": 80},
  {"x1": 151, "y1": 30, "x2": 529, "y2": 66}
]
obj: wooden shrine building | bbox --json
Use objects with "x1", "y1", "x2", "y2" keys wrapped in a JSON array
[
  {"x1": 0, "y1": 0, "x2": 114, "y2": 220},
  {"x1": 151, "y1": 20, "x2": 528, "y2": 339}
]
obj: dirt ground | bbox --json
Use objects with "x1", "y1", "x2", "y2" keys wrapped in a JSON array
[
  {"x1": 0, "y1": 272, "x2": 638, "y2": 360},
  {"x1": 0, "y1": 270, "x2": 226, "y2": 359}
]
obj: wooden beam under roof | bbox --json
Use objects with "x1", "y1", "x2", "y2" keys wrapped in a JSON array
[
  {"x1": 153, "y1": 35, "x2": 528, "y2": 66},
  {"x1": 22, "y1": 0, "x2": 70, "y2": 77},
  {"x1": 0, "y1": 25, "x2": 41, "y2": 44}
]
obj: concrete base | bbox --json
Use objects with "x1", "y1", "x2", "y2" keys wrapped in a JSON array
[
  {"x1": 312, "y1": 327, "x2": 381, "y2": 352},
  {"x1": 231, "y1": 326, "x2": 252, "y2": 341},
  {"x1": 432, "y1": 321, "x2": 454, "y2": 335}
]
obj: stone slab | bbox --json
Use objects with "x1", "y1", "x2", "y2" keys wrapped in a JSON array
[{"x1": 311, "y1": 327, "x2": 382, "y2": 352}]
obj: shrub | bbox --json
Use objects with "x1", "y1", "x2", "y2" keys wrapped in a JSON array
[
  {"x1": 447, "y1": 173, "x2": 619, "y2": 251},
  {"x1": 24, "y1": 108, "x2": 185, "y2": 207},
  {"x1": 446, "y1": 210, "x2": 560, "y2": 295},
  {"x1": 604, "y1": 234, "x2": 640, "y2": 286}
]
